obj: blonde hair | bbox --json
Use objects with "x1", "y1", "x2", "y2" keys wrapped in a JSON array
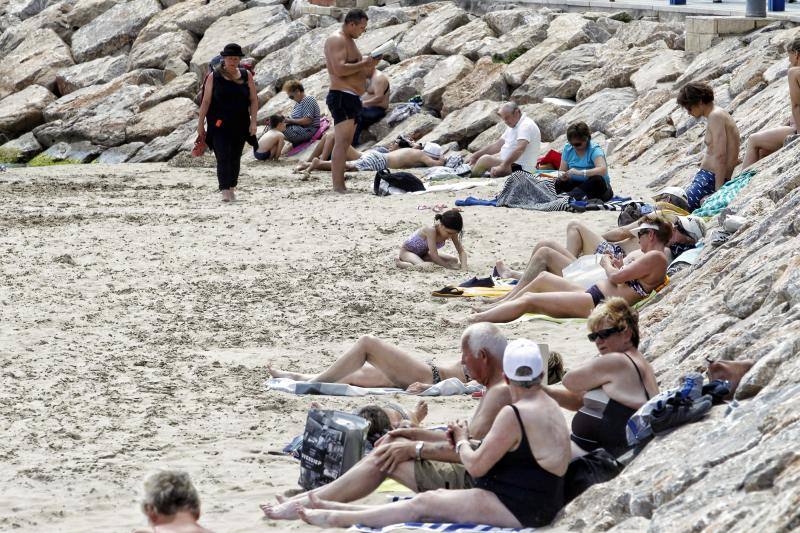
[
  {"x1": 282, "y1": 79, "x2": 304, "y2": 94},
  {"x1": 142, "y1": 471, "x2": 200, "y2": 517},
  {"x1": 587, "y1": 297, "x2": 640, "y2": 347}
]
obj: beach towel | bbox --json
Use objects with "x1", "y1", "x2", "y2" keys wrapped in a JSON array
[
  {"x1": 355, "y1": 150, "x2": 390, "y2": 171},
  {"x1": 496, "y1": 171, "x2": 570, "y2": 212},
  {"x1": 568, "y1": 196, "x2": 633, "y2": 211},
  {"x1": 692, "y1": 170, "x2": 756, "y2": 218},
  {"x1": 513, "y1": 286, "x2": 667, "y2": 324},
  {"x1": 455, "y1": 196, "x2": 497, "y2": 207},
  {"x1": 350, "y1": 523, "x2": 537, "y2": 533},
  {"x1": 412, "y1": 180, "x2": 493, "y2": 195},
  {"x1": 265, "y1": 377, "x2": 482, "y2": 397},
  {"x1": 286, "y1": 117, "x2": 330, "y2": 157},
  {"x1": 432, "y1": 286, "x2": 513, "y2": 298}
]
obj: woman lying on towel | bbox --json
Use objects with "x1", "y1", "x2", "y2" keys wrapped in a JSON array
[
  {"x1": 467, "y1": 216, "x2": 671, "y2": 323},
  {"x1": 267, "y1": 334, "x2": 474, "y2": 393},
  {"x1": 284, "y1": 341, "x2": 571, "y2": 530}
]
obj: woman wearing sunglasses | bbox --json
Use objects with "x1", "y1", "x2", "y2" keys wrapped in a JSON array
[
  {"x1": 544, "y1": 297, "x2": 658, "y2": 458},
  {"x1": 555, "y1": 121, "x2": 613, "y2": 202},
  {"x1": 468, "y1": 217, "x2": 671, "y2": 323}
]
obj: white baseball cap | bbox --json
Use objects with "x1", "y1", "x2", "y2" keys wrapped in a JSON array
[
  {"x1": 675, "y1": 215, "x2": 706, "y2": 241},
  {"x1": 654, "y1": 186, "x2": 688, "y2": 202},
  {"x1": 423, "y1": 142, "x2": 442, "y2": 159},
  {"x1": 630, "y1": 222, "x2": 660, "y2": 235},
  {"x1": 503, "y1": 339, "x2": 543, "y2": 381}
]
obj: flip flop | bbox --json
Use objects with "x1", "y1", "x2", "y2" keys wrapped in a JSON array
[{"x1": 432, "y1": 286, "x2": 464, "y2": 297}]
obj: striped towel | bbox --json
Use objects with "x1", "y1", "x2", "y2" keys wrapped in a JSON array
[
  {"x1": 349, "y1": 523, "x2": 537, "y2": 532},
  {"x1": 355, "y1": 150, "x2": 389, "y2": 171}
]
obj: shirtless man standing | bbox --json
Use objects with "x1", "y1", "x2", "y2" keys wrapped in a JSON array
[
  {"x1": 353, "y1": 64, "x2": 390, "y2": 146},
  {"x1": 676, "y1": 81, "x2": 741, "y2": 211},
  {"x1": 324, "y1": 9, "x2": 379, "y2": 193}
]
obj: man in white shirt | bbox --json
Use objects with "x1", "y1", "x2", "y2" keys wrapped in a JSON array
[{"x1": 468, "y1": 102, "x2": 541, "y2": 177}]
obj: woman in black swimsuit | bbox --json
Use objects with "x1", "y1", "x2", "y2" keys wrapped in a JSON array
[
  {"x1": 292, "y1": 340, "x2": 572, "y2": 529},
  {"x1": 545, "y1": 297, "x2": 659, "y2": 458}
]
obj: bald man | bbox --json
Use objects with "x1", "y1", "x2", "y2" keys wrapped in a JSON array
[{"x1": 468, "y1": 102, "x2": 541, "y2": 177}]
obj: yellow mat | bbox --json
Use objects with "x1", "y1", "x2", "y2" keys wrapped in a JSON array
[
  {"x1": 431, "y1": 285, "x2": 513, "y2": 298},
  {"x1": 376, "y1": 478, "x2": 414, "y2": 493}
]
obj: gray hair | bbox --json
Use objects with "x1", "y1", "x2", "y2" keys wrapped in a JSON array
[
  {"x1": 498, "y1": 101, "x2": 519, "y2": 114},
  {"x1": 142, "y1": 471, "x2": 201, "y2": 517},
  {"x1": 462, "y1": 323, "x2": 507, "y2": 362},
  {"x1": 508, "y1": 365, "x2": 543, "y2": 388}
]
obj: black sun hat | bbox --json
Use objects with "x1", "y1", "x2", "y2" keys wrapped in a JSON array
[{"x1": 220, "y1": 43, "x2": 244, "y2": 57}]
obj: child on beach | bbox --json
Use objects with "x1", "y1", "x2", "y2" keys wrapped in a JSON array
[
  {"x1": 253, "y1": 114, "x2": 286, "y2": 161},
  {"x1": 396, "y1": 209, "x2": 468, "y2": 270}
]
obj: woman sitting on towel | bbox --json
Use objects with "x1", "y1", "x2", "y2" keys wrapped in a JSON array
[
  {"x1": 467, "y1": 216, "x2": 671, "y2": 323},
  {"x1": 396, "y1": 209, "x2": 468, "y2": 270},
  {"x1": 555, "y1": 122, "x2": 613, "y2": 202},
  {"x1": 282, "y1": 79, "x2": 321, "y2": 146},
  {"x1": 544, "y1": 298, "x2": 658, "y2": 458},
  {"x1": 284, "y1": 341, "x2": 571, "y2": 529},
  {"x1": 268, "y1": 334, "x2": 474, "y2": 393}
]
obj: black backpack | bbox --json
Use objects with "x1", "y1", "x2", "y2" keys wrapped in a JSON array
[
  {"x1": 617, "y1": 202, "x2": 654, "y2": 227},
  {"x1": 373, "y1": 169, "x2": 425, "y2": 196}
]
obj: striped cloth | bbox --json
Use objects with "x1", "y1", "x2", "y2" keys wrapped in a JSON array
[
  {"x1": 349, "y1": 523, "x2": 537, "y2": 532},
  {"x1": 354, "y1": 150, "x2": 389, "y2": 171},
  {"x1": 284, "y1": 96, "x2": 321, "y2": 144},
  {"x1": 496, "y1": 171, "x2": 570, "y2": 212}
]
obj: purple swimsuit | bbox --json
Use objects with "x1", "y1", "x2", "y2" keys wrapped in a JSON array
[{"x1": 403, "y1": 231, "x2": 445, "y2": 258}]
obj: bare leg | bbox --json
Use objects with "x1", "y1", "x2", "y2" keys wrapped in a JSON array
[
  {"x1": 274, "y1": 136, "x2": 284, "y2": 160},
  {"x1": 298, "y1": 488, "x2": 521, "y2": 529},
  {"x1": 565, "y1": 220, "x2": 605, "y2": 257},
  {"x1": 489, "y1": 245, "x2": 575, "y2": 305},
  {"x1": 411, "y1": 400, "x2": 428, "y2": 426},
  {"x1": 396, "y1": 248, "x2": 426, "y2": 269},
  {"x1": 332, "y1": 119, "x2": 357, "y2": 192},
  {"x1": 494, "y1": 260, "x2": 522, "y2": 279},
  {"x1": 470, "y1": 154, "x2": 503, "y2": 177},
  {"x1": 257, "y1": 133, "x2": 280, "y2": 156},
  {"x1": 742, "y1": 126, "x2": 794, "y2": 168},
  {"x1": 469, "y1": 290, "x2": 595, "y2": 323}
]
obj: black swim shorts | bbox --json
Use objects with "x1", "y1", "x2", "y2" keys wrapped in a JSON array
[{"x1": 326, "y1": 90, "x2": 362, "y2": 125}]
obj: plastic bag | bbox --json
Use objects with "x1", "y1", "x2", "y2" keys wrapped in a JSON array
[
  {"x1": 298, "y1": 409, "x2": 369, "y2": 489},
  {"x1": 563, "y1": 255, "x2": 607, "y2": 289}
]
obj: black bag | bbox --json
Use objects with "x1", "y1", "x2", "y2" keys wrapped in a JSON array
[
  {"x1": 373, "y1": 169, "x2": 425, "y2": 196},
  {"x1": 563, "y1": 448, "x2": 624, "y2": 504},
  {"x1": 298, "y1": 409, "x2": 370, "y2": 490},
  {"x1": 617, "y1": 202, "x2": 652, "y2": 227}
]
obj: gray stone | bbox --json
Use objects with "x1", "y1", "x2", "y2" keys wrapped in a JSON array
[
  {"x1": 0, "y1": 0, "x2": 72, "y2": 56},
  {"x1": 252, "y1": 20, "x2": 309, "y2": 59},
  {"x1": 140, "y1": 72, "x2": 200, "y2": 111},
  {"x1": 631, "y1": 49, "x2": 686, "y2": 94},
  {"x1": 729, "y1": 55, "x2": 773, "y2": 98},
  {"x1": 128, "y1": 29, "x2": 197, "y2": 72},
  {"x1": 520, "y1": 101, "x2": 568, "y2": 142},
  {"x1": 191, "y1": 6, "x2": 288, "y2": 75},
  {"x1": 396, "y1": 4, "x2": 469, "y2": 60},
  {"x1": 125, "y1": 97, "x2": 197, "y2": 142},
  {"x1": 175, "y1": 0, "x2": 246, "y2": 35},
  {"x1": 95, "y1": 142, "x2": 145, "y2": 164},
  {"x1": 55, "y1": 56, "x2": 129, "y2": 96},
  {"x1": 7, "y1": 0, "x2": 50, "y2": 20},
  {"x1": 0, "y1": 132, "x2": 42, "y2": 162},
  {"x1": 512, "y1": 77, "x2": 582, "y2": 104},
  {"x1": 66, "y1": 0, "x2": 117, "y2": 28},
  {"x1": 365, "y1": 4, "x2": 411, "y2": 29},
  {"x1": 71, "y1": 0, "x2": 162, "y2": 63},
  {"x1": 614, "y1": 20, "x2": 683, "y2": 49},
  {"x1": 467, "y1": 23, "x2": 547, "y2": 63},
  {"x1": 483, "y1": 8, "x2": 545, "y2": 36},
  {"x1": 383, "y1": 55, "x2": 443, "y2": 103},
  {"x1": 40, "y1": 141, "x2": 103, "y2": 163},
  {"x1": 576, "y1": 40, "x2": 666, "y2": 101},
  {"x1": 421, "y1": 55, "x2": 474, "y2": 111},
  {"x1": 252, "y1": 25, "x2": 335, "y2": 92},
  {"x1": 432, "y1": 18, "x2": 494, "y2": 56},
  {"x1": 441, "y1": 57, "x2": 509, "y2": 117},
  {"x1": 374, "y1": 112, "x2": 441, "y2": 148},
  {"x1": 129, "y1": 120, "x2": 196, "y2": 162},
  {"x1": 0, "y1": 28, "x2": 73, "y2": 99},
  {"x1": 355, "y1": 22, "x2": 412, "y2": 64},
  {"x1": 467, "y1": 121, "x2": 505, "y2": 152},
  {"x1": 420, "y1": 99, "x2": 501, "y2": 146},
  {"x1": 581, "y1": 20, "x2": 613, "y2": 44},
  {"x1": 0, "y1": 84, "x2": 56, "y2": 135},
  {"x1": 554, "y1": 87, "x2": 637, "y2": 137},
  {"x1": 673, "y1": 38, "x2": 745, "y2": 90}
]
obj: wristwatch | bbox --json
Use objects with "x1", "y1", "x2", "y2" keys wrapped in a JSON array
[{"x1": 415, "y1": 441, "x2": 424, "y2": 461}]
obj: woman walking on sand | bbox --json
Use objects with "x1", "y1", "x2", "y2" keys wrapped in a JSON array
[{"x1": 197, "y1": 43, "x2": 259, "y2": 202}]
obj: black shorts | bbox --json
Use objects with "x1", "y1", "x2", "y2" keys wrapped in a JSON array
[{"x1": 326, "y1": 90, "x2": 362, "y2": 125}]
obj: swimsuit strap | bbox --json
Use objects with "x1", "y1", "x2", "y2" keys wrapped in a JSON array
[
  {"x1": 622, "y1": 352, "x2": 650, "y2": 400},
  {"x1": 509, "y1": 405, "x2": 529, "y2": 446}
]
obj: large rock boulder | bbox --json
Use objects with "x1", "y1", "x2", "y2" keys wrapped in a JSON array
[
  {"x1": 420, "y1": 99, "x2": 501, "y2": 146},
  {"x1": 575, "y1": 40, "x2": 666, "y2": 101},
  {"x1": 252, "y1": 20, "x2": 310, "y2": 59},
  {"x1": 71, "y1": 0, "x2": 162, "y2": 63},
  {"x1": 253, "y1": 25, "x2": 335, "y2": 92},
  {"x1": 440, "y1": 57, "x2": 509, "y2": 117},
  {"x1": 0, "y1": 28, "x2": 73, "y2": 99},
  {"x1": 0, "y1": 132, "x2": 42, "y2": 163},
  {"x1": 135, "y1": 0, "x2": 242, "y2": 45},
  {"x1": 35, "y1": 141, "x2": 103, "y2": 164},
  {"x1": 520, "y1": 101, "x2": 568, "y2": 142},
  {"x1": 95, "y1": 142, "x2": 145, "y2": 164},
  {"x1": 129, "y1": 121, "x2": 196, "y2": 162},
  {"x1": 66, "y1": 0, "x2": 117, "y2": 28},
  {"x1": 396, "y1": 4, "x2": 469, "y2": 60},
  {"x1": 468, "y1": 121, "x2": 505, "y2": 152},
  {"x1": 355, "y1": 22, "x2": 412, "y2": 64},
  {"x1": 125, "y1": 97, "x2": 197, "y2": 142},
  {"x1": 673, "y1": 38, "x2": 746, "y2": 90},
  {"x1": 383, "y1": 55, "x2": 443, "y2": 103},
  {"x1": 55, "y1": 56, "x2": 128, "y2": 96},
  {"x1": 140, "y1": 72, "x2": 200, "y2": 111},
  {"x1": 365, "y1": 4, "x2": 411, "y2": 29},
  {"x1": 484, "y1": 8, "x2": 545, "y2": 36},
  {"x1": 0, "y1": 84, "x2": 56, "y2": 135},
  {"x1": 554, "y1": 87, "x2": 637, "y2": 137},
  {"x1": 609, "y1": 93, "x2": 677, "y2": 164},
  {"x1": 0, "y1": 1, "x2": 73, "y2": 56},
  {"x1": 129, "y1": 30, "x2": 198, "y2": 71},
  {"x1": 631, "y1": 49, "x2": 686, "y2": 94},
  {"x1": 504, "y1": 13, "x2": 590, "y2": 87},
  {"x1": 614, "y1": 20, "x2": 683, "y2": 49},
  {"x1": 421, "y1": 55, "x2": 474, "y2": 110},
  {"x1": 374, "y1": 112, "x2": 441, "y2": 147},
  {"x1": 432, "y1": 18, "x2": 494, "y2": 56},
  {"x1": 511, "y1": 43, "x2": 602, "y2": 103},
  {"x1": 191, "y1": 6, "x2": 288, "y2": 75},
  {"x1": 511, "y1": 77, "x2": 582, "y2": 104}
]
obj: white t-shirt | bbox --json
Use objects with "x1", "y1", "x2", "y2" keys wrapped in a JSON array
[{"x1": 499, "y1": 114, "x2": 541, "y2": 172}]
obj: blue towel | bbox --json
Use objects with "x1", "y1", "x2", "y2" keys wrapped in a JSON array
[
  {"x1": 350, "y1": 523, "x2": 537, "y2": 532},
  {"x1": 455, "y1": 196, "x2": 497, "y2": 207},
  {"x1": 569, "y1": 196, "x2": 633, "y2": 210}
]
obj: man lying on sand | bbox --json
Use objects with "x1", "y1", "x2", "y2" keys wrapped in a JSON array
[
  {"x1": 295, "y1": 132, "x2": 420, "y2": 172},
  {"x1": 261, "y1": 323, "x2": 513, "y2": 520},
  {"x1": 133, "y1": 471, "x2": 211, "y2": 533},
  {"x1": 303, "y1": 142, "x2": 444, "y2": 174}
]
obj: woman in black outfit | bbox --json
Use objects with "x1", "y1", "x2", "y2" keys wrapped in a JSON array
[{"x1": 197, "y1": 43, "x2": 258, "y2": 202}]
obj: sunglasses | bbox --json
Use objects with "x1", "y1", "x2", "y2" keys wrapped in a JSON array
[
  {"x1": 637, "y1": 229, "x2": 653, "y2": 239},
  {"x1": 587, "y1": 326, "x2": 624, "y2": 342},
  {"x1": 569, "y1": 140, "x2": 587, "y2": 148}
]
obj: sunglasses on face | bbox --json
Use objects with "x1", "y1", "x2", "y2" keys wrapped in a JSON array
[
  {"x1": 570, "y1": 140, "x2": 587, "y2": 148},
  {"x1": 637, "y1": 229, "x2": 653, "y2": 239},
  {"x1": 587, "y1": 326, "x2": 624, "y2": 342}
]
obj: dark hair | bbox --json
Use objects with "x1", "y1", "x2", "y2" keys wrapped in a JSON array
[
  {"x1": 566, "y1": 122, "x2": 591, "y2": 143},
  {"x1": 588, "y1": 297, "x2": 641, "y2": 348},
  {"x1": 788, "y1": 36, "x2": 800, "y2": 53},
  {"x1": 435, "y1": 209, "x2": 463, "y2": 232},
  {"x1": 644, "y1": 214, "x2": 674, "y2": 245},
  {"x1": 344, "y1": 8, "x2": 368, "y2": 24},
  {"x1": 282, "y1": 79, "x2": 303, "y2": 94},
  {"x1": 357, "y1": 405, "x2": 391, "y2": 445},
  {"x1": 269, "y1": 114, "x2": 284, "y2": 128},
  {"x1": 677, "y1": 82, "x2": 715, "y2": 109}
]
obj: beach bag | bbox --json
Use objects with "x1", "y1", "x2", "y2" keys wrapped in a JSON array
[
  {"x1": 562, "y1": 255, "x2": 607, "y2": 289},
  {"x1": 373, "y1": 169, "x2": 425, "y2": 196},
  {"x1": 298, "y1": 409, "x2": 370, "y2": 490},
  {"x1": 564, "y1": 448, "x2": 623, "y2": 503},
  {"x1": 617, "y1": 202, "x2": 653, "y2": 226}
]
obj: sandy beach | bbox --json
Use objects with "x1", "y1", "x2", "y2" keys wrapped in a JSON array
[{"x1": 1, "y1": 159, "x2": 653, "y2": 532}]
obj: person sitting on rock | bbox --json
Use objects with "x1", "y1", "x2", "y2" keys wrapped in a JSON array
[
  {"x1": 133, "y1": 471, "x2": 211, "y2": 533},
  {"x1": 253, "y1": 114, "x2": 286, "y2": 161},
  {"x1": 468, "y1": 101, "x2": 541, "y2": 177},
  {"x1": 281, "y1": 79, "x2": 321, "y2": 147},
  {"x1": 466, "y1": 216, "x2": 672, "y2": 323},
  {"x1": 677, "y1": 81, "x2": 741, "y2": 211},
  {"x1": 352, "y1": 64, "x2": 390, "y2": 146},
  {"x1": 305, "y1": 142, "x2": 445, "y2": 173},
  {"x1": 544, "y1": 297, "x2": 658, "y2": 459},
  {"x1": 742, "y1": 37, "x2": 800, "y2": 169},
  {"x1": 553, "y1": 122, "x2": 614, "y2": 202}
]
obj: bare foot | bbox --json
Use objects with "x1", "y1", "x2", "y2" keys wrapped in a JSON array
[
  {"x1": 308, "y1": 157, "x2": 321, "y2": 171},
  {"x1": 297, "y1": 505, "x2": 337, "y2": 527},
  {"x1": 260, "y1": 499, "x2": 303, "y2": 520},
  {"x1": 230, "y1": 190, "x2": 237, "y2": 202},
  {"x1": 494, "y1": 260, "x2": 514, "y2": 278},
  {"x1": 221, "y1": 190, "x2": 231, "y2": 202},
  {"x1": 266, "y1": 362, "x2": 312, "y2": 381},
  {"x1": 414, "y1": 400, "x2": 428, "y2": 424},
  {"x1": 295, "y1": 161, "x2": 310, "y2": 172}
]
